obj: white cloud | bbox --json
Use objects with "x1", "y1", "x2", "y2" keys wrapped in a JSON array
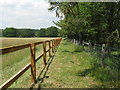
[{"x1": 0, "y1": 0, "x2": 59, "y2": 29}]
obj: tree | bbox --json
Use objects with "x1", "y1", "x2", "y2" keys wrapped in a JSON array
[
  {"x1": 3, "y1": 27, "x2": 35, "y2": 37},
  {"x1": 45, "y1": 26, "x2": 58, "y2": 37},
  {"x1": 36, "y1": 26, "x2": 59, "y2": 37},
  {"x1": 49, "y1": 2, "x2": 120, "y2": 46},
  {"x1": 36, "y1": 28, "x2": 46, "y2": 37},
  {"x1": 3, "y1": 27, "x2": 17, "y2": 37},
  {"x1": 14, "y1": 29, "x2": 35, "y2": 37}
]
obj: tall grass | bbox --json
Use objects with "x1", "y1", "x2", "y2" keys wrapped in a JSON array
[
  {"x1": 0, "y1": 37, "x2": 54, "y2": 87},
  {"x1": 85, "y1": 46, "x2": 120, "y2": 88}
]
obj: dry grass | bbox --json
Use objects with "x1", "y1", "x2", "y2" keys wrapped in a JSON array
[
  {"x1": 0, "y1": 37, "x2": 56, "y2": 88},
  {"x1": 0, "y1": 37, "x2": 56, "y2": 48}
]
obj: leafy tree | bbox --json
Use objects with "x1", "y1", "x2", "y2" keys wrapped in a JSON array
[
  {"x1": 49, "y1": 2, "x2": 120, "y2": 46},
  {"x1": 0, "y1": 30, "x2": 2, "y2": 37},
  {"x1": 45, "y1": 26, "x2": 58, "y2": 37},
  {"x1": 3, "y1": 27, "x2": 35, "y2": 37},
  {"x1": 58, "y1": 28, "x2": 67, "y2": 37},
  {"x1": 3, "y1": 27, "x2": 17, "y2": 37},
  {"x1": 36, "y1": 26, "x2": 59, "y2": 37},
  {"x1": 36, "y1": 28, "x2": 46, "y2": 37},
  {"x1": 17, "y1": 29, "x2": 35, "y2": 37}
]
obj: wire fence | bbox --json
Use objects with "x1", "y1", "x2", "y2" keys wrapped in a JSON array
[
  {"x1": 91, "y1": 43, "x2": 120, "y2": 71},
  {"x1": 68, "y1": 38, "x2": 120, "y2": 72}
]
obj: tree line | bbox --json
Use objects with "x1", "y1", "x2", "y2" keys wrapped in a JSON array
[
  {"x1": 48, "y1": 2, "x2": 120, "y2": 48},
  {"x1": 2, "y1": 26, "x2": 59, "y2": 37}
]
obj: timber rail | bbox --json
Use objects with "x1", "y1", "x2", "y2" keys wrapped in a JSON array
[{"x1": 0, "y1": 38, "x2": 62, "y2": 89}]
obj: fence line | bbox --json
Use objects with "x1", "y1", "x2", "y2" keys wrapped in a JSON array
[
  {"x1": 0, "y1": 38, "x2": 62, "y2": 89},
  {"x1": 68, "y1": 38, "x2": 120, "y2": 70}
]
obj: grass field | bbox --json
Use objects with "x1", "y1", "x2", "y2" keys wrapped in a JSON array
[
  {"x1": 0, "y1": 38, "x2": 119, "y2": 88},
  {"x1": 1, "y1": 37, "x2": 56, "y2": 48},
  {"x1": 0, "y1": 37, "x2": 56, "y2": 88}
]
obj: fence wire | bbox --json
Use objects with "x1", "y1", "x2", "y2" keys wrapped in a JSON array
[{"x1": 68, "y1": 39, "x2": 120, "y2": 73}]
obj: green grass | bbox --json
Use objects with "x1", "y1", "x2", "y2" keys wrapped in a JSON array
[
  {"x1": 1, "y1": 38, "x2": 119, "y2": 88},
  {"x1": 35, "y1": 40, "x2": 101, "y2": 88},
  {"x1": 111, "y1": 51, "x2": 120, "y2": 56},
  {"x1": 34, "y1": 39, "x2": 119, "y2": 88}
]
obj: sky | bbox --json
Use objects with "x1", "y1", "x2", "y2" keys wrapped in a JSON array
[{"x1": 0, "y1": 0, "x2": 59, "y2": 29}]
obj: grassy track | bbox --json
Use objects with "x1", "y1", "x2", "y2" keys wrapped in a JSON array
[
  {"x1": 33, "y1": 39, "x2": 119, "y2": 88},
  {"x1": 33, "y1": 40, "x2": 101, "y2": 88}
]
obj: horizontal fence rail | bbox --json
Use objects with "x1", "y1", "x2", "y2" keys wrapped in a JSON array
[{"x1": 0, "y1": 38, "x2": 62, "y2": 89}]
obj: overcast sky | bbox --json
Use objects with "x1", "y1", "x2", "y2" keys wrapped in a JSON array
[{"x1": 0, "y1": 0, "x2": 59, "y2": 29}]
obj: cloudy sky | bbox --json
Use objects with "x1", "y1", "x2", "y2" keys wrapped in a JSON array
[{"x1": 0, "y1": 0, "x2": 59, "y2": 29}]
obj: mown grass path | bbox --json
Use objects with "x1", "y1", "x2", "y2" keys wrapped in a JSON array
[{"x1": 33, "y1": 40, "x2": 102, "y2": 88}]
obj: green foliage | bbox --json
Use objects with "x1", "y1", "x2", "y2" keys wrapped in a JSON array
[
  {"x1": 36, "y1": 26, "x2": 59, "y2": 37},
  {"x1": 58, "y1": 29, "x2": 67, "y2": 37},
  {"x1": 49, "y1": 2, "x2": 120, "y2": 45},
  {"x1": 46, "y1": 26, "x2": 58, "y2": 37},
  {"x1": 2, "y1": 26, "x2": 59, "y2": 37},
  {"x1": 36, "y1": 28, "x2": 46, "y2": 37},
  {"x1": 3, "y1": 27, "x2": 17, "y2": 37},
  {"x1": 0, "y1": 30, "x2": 2, "y2": 37},
  {"x1": 2, "y1": 27, "x2": 35, "y2": 37},
  {"x1": 16, "y1": 29, "x2": 35, "y2": 37}
]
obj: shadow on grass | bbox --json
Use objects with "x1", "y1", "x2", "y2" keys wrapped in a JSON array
[
  {"x1": 62, "y1": 42, "x2": 69, "y2": 45},
  {"x1": 62, "y1": 45, "x2": 85, "y2": 54},
  {"x1": 62, "y1": 48, "x2": 84, "y2": 53},
  {"x1": 77, "y1": 65, "x2": 120, "y2": 88},
  {"x1": 78, "y1": 68, "x2": 95, "y2": 77},
  {"x1": 62, "y1": 50, "x2": 71, "y2": 53},
  {"x1": 30, "y1": 48, "x2": 58, "y2": 89}
]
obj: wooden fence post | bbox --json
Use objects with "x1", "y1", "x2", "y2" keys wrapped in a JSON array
[
  {"x1": 73, "y1": 39, "x2": 75, "y2": 44},
  {"x1": 101, "y1": 43, "x2": 106, "y2": 67},
  {"x1": 53, "y1": 39, "x2": 55, "y2": 51},
  {"x1": 30, "y1": 43, "x2": 36, "y2": 83},
  {"x1": 43, "y1": 41, "x2": 47, "y2": 65},
  {"x1": 57, "y1": 39, "x2": 59, "y2": 46},
  {"x1": 55, "y1": 39, "x2": 57, "y2": 49},
  {"x1": 57, "y1": 39, "x2": 58, "y2": 46},
  {"x1": 53, "y1": 39, "x2": 55, "y2": 50},
  {"x1": 52, "y1": 40, "x2": 54, "y2": 53},
  {"x1": 88, "y1": 42, "x2": 92, "y2": 52},
  {"x1": 56, "y1": 39, "x2": 57, "y2": 48},
  {"x1": 49, "y1": 41, "x2": 51, "y2": 57}
]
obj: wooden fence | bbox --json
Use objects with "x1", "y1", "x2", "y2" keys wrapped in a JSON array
[{"x1": 0, "y1": 38, "x2": 62, "y2": 89}]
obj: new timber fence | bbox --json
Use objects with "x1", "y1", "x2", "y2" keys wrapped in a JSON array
[{"x1": 0, "y1": 38, "x2": 62, "y2": 89}]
